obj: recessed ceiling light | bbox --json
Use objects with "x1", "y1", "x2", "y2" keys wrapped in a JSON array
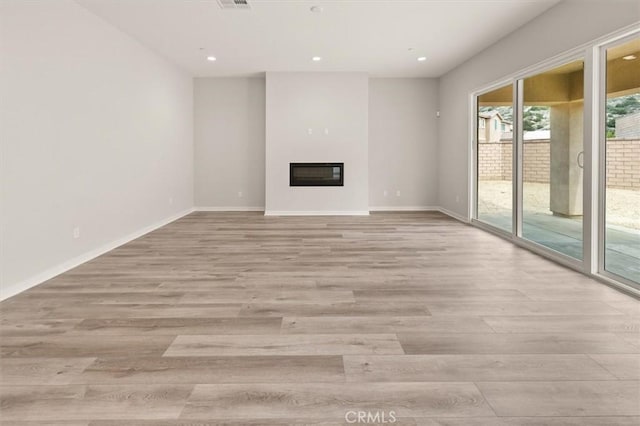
[
  {"x1": 207, "y1": 56, "x2": 217, "y2": 61},
  {"x1": 310, "y1": 5, "x2": 323, "y2": 13},
  {"x1": 417, "y1": 56, "x2": 427, "y2": 62},
  {"x1": 312, "y1": 56, "x2": 322, "y2": 62},
  {"x1": 622, "y1": 54, "x2": 637, "y2": 60}
]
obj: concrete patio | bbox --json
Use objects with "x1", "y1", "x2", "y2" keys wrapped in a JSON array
[{"x1": 478, "y1": 181, "x2": 640, "y2": 283}]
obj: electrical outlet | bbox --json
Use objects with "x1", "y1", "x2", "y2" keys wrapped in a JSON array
[
  {"x1": 396, "y1": 190, "x2": 401, "y2": 197},
  {"x1": 73, "y1": 227, "x2": 80, "y2": 239},
  {"x1": 307, "y1": 128, "x2": 313, "y2": 135},
  {"x1": 169, "y1": 197, "x2": 174, "y2": 205},
  {"x1": 238, "y1": 191, "x2": 243, "y2": 198},
  {"x1": 383, "y1": 190, "x2": 388, "y2": 197},
  {"x1": 456, "y1": 195, "x2": 460, "y2": 203},
  {"x1": 324, "y1": 128, "x2": 329, "y2": 135}
]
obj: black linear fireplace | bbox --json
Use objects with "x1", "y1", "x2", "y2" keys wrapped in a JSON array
[{"x1": 290, "y1": 163, "x2": 344, "y2": 186}]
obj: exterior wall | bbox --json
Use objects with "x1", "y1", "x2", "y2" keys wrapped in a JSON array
[
  {"x1": 478, "y1": 140, "x2": 550, "y2": 183},
  {"x1": 524, "y1": 140, "x2": 551, "y2": 184},
  {"x1": 478, "y1": 141, "x2": 513, "y2": 180},
  {"x1": 478, "y1": 120, "x2": 488, "y2": 142},
  {"x1": 478, "y1": 117, "x2": 512, "y2": 143},
  {"x1": 479, "y1": 139, "x2": 639, "y2": 190},
  {"x1": 607, "y1": 139, "x2": 640, "y2": 189}
]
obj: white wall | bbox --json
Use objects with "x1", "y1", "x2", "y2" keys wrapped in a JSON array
[
  {"x1": 194, "y1": 78, "x2": 265, "y2": 210},
  {"x1": 195, "y1": 76, "x2": 438, "y2": 212},
  {"x1": 0, "y1": 0, "x2": 194, "y2": 299},
  {"x1": 369, "y1": 78, "x2": 439, "y2": 209},
  {"x1": 437, "y1": 0, "x2": 640, "y2": 219},
  {"x1": 265, "y1": 72, "x2": 369, "y2": 214}
]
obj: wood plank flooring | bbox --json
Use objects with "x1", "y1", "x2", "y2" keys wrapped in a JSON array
[{"x1": 1, "y1": 211, "x2": 638, "y2": 424}]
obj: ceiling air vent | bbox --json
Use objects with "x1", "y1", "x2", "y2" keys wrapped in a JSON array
[{"x1": 217, "y1": 0, "x2": 251, "y2": 10}]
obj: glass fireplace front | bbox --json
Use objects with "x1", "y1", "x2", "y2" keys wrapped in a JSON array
[{"x1": 289, "y1": 163, "x2": 344, "y2": 186}]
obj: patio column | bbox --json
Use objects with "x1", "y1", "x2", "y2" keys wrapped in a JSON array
[{"x1": 549, "y1": 101, "x2": 583, "y2": 217}]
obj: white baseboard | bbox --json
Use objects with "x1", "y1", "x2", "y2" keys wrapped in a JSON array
[
  {"x1": 369, "y1": 206, "x2": 440, "y2": 212},
  {"x1": 437, "y1": 207, "x2": 470, "y2": 223},
  {"x1": 195, "y1": 206, "x2": 265, "y2": 212},
  {"x1": 264, "y1": 210, "x2": 370, "y2": 216},
  {"x1": 0, "y1": 208, "x2": 195, "y2": 301}
]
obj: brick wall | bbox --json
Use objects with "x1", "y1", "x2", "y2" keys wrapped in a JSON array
[
  {"x1": 478, "y1": 141, "x2": 512, "y2": 181},
  {"x1": 607, "y1": 139, "x2": 640, "y2": 190},
  {"x1": 478, "y1": 138, "x2": 639, "y2": 190},
  {"x1": 523, "y1": 141, "x2": 550, "y2": 184},
  {"x1": 478, "y1": 140, "x2": 550, "y2": 183}
]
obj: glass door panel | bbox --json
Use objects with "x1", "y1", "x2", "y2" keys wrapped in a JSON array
[
  {"x1": 604, "y1": 37, "x2": 640, "y2": 284},
  {"x1": 521, "y1": 60, "x2": 585, "y2": 260},
  {"x1": 477, "y1": 84, "x2": 514, "y2": 232}
]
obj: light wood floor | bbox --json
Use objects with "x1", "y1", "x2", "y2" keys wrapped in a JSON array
[{"x1": 1, "y1": 211, "x2": 639, "y2": 425}]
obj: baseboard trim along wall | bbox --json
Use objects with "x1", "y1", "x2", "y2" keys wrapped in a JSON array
[
  {"x1": 438, "y1": 207, "x2": 471, "y2": 223},
  {"x1": 264, "y1": 210, "x2": 371, "y2": 216},
  {"x1": 0, "y1": 208, "x2": 195, "y2": 301},
  {"x1": 194, "y1": 207, "x2": 468, "y2": 222},
  {"x1": 196, "y1": 206, "x2": 265, "y2": 212},
  {"x1": 369, "y1": 206, "x2": 440, "y2": 212}
]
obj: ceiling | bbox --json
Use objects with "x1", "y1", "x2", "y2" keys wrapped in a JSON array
[{"x1": 76, "y1": 0, "x2": 562, "y2": 78}]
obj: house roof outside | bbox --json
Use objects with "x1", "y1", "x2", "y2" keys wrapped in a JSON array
[
  {"x1": 524, "y1": 130, "x2": 551, "y2": 140},
  {"x1": 616, "y1": 111, "x2": 640, "y2": 138},
  {"x1": 479, "y1": 111, "x2": 512, "y2": 125},
  {"x1": 496, "y1": 130, "x2": 551, "y2": 141}
]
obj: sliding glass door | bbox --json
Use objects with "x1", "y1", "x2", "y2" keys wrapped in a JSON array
[
  {"x1": 474, "y1": 59, "x2": 586, "y2": 261},
  {"x1": 473, "y1": 30, "x2": 640, "y2": 292},
  {"x1": 521, "y1": 60, "x2": 585, "y2": 260},
  {"x1": 476, "y1": 84, "x2": 514, "y2": 233},
  {"x1": 602, "y1": 36, "x2": 640, "y2": 285}
]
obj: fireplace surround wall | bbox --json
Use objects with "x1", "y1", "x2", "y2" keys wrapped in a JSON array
[{"x1": 265, "y1": 72, "x2": 369, "y2": 215}]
